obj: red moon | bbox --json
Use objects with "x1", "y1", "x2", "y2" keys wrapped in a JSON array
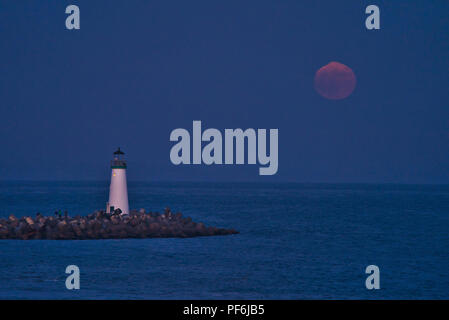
[{"x1": 314, "y1": 61, "x2": 356, "y2": 100}]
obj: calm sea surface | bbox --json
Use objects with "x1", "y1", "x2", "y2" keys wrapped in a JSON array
[{"x1": 0, "y1": 181, "x2": 448, "y2": 299}]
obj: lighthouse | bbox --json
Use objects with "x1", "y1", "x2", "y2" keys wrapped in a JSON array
[{"x1": 106, "y1": 147, "x2": 129, "y2": 215}]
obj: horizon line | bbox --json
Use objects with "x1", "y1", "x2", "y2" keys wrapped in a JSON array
[{"x1": 1, "y1": 179, "x2": 449, "y2": 186}]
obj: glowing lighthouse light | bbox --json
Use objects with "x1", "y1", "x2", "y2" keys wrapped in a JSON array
[{"x1": 106, "y1": 147, "x2": 129, "y2": 215}]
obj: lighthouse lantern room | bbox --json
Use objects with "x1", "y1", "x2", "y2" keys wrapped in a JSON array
[{"x1": 106, "y1": 147, "x2": 129, "y2": 215}]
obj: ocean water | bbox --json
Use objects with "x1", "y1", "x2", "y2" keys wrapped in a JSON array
[{"x1": 0, "y1": 181, "x2": 448, "y2": 299}]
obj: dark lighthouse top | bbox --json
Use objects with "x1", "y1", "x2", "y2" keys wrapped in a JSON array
[{"x1": 111, "y1": 147, "x2": 127, "y2": 169}]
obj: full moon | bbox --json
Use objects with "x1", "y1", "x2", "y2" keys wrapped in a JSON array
[{"x1": 314, "y1": 61, "x2": 356, "y2": 100}]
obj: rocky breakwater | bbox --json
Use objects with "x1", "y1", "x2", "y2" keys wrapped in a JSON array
[{"x1": 0, "y1": 208, "x2": 238, "y2": 240}]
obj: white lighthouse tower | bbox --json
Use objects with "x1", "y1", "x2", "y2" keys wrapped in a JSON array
[{"x1": 106, "y1": 147, "x2": 129, "y2": 215}]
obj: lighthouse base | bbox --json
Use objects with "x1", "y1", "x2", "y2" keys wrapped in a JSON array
[{"x1": 0, "y1": 209, "x2": 238, "y2": 240}]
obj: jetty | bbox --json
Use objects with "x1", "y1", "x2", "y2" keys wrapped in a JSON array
[{"x1": 0, "y1": 208, "x2": 238, "y2": 240}]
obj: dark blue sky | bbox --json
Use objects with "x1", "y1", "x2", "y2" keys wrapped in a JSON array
[{"x1": 0, "y1": 1, "x2": 448, "y2": 182}]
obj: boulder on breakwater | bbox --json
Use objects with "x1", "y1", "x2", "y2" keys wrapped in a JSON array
[{"x1": 0, "y1": 208, "x2": 238, "y2": 240}]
